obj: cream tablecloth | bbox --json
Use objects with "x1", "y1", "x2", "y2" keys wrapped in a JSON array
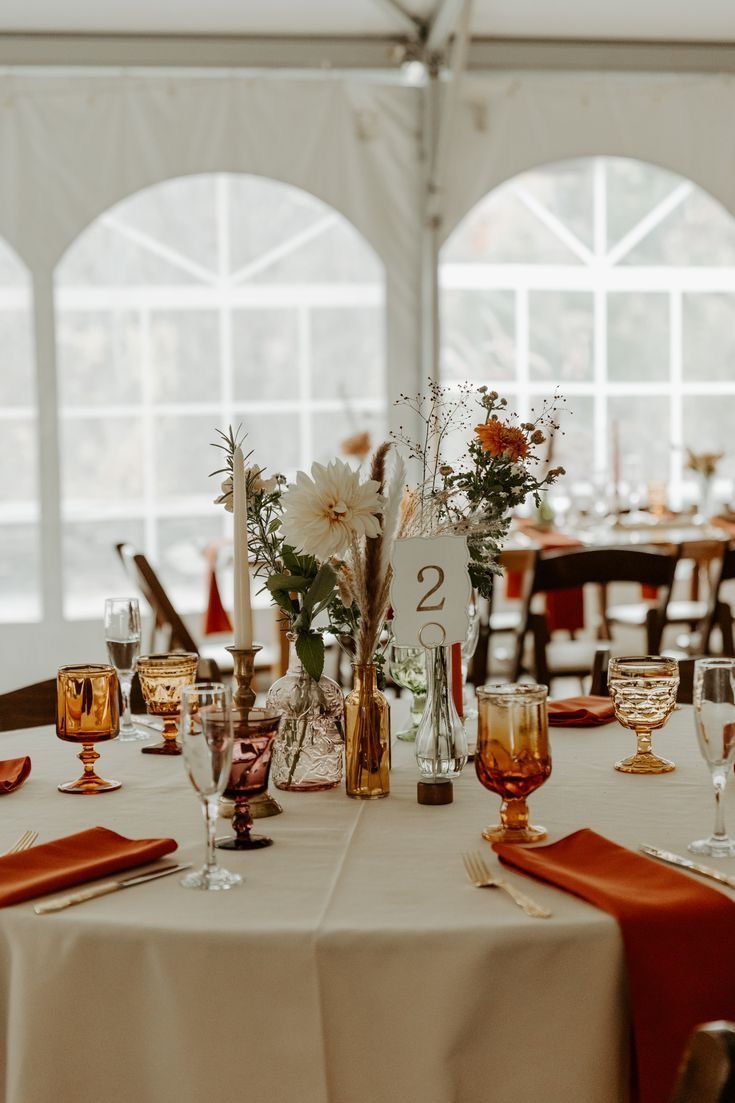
[{"x1": 0, "y1": 706, "x2": 732, "y2": 1103}]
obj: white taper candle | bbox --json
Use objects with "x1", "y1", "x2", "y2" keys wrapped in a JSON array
[{"x1": 232, "y1": 446, "x2": 254, "y2": 649}]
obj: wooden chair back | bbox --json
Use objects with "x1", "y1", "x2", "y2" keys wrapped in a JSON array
[
  {"x1": 671, "y1": 1021, "x2": 735, "y2": 1103},
  {"x1": 702, "y1": 546, "x2": 735, "y2": 655},
  {"x1": 115, "y1": 543, "x2": 199, "y2": 655},
  {"x1": 468, "y1": 549, "x2": 538, "y2": 687},
  {"x1": 513, "y1": 546, "x2": 678, "y2": 682},
  {"x1": 0, "y1": 679, "x2": 57, "y2": 732}
]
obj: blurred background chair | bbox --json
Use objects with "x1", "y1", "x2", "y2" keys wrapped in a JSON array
[
  {"x1": 606, "y1": 538, "x2": 726, "y2": 654},
  {"x1": 116, "y1": 543, "x2": 284, "y2": 685},
  {"x1": 511, "y1": 546, "x2": 678, "y2": 691},
  {"x1": 671, "y1": 1021, "x2": 735, "y2": 1103}
]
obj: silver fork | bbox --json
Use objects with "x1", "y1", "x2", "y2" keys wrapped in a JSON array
[
  {"x1": 3, "y1": 830, "x2": 39, "y2": 856},
  {"x1": 462, "y1": 851, "x2": 552, "y2": 919}
]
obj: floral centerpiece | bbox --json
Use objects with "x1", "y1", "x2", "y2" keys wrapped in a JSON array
[{"x1": 392, "y1": 382, "x2": 565, "y2": 597}]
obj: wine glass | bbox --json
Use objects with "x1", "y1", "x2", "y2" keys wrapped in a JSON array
[
  {"x1": 104, "y1": 597, "x2": 147, "y2": 742},
  {"x1": 137, "y1": 652, "x2": 199, "y2": 755},
  {"x1": 179, "y1": 682, "x2": 241, "y2": 891},
  {"x1": 690, "y1": 658, "x2": 735, "y2": 857},
  {"x1": 388, "y1": 644, "x2": 426, "y2": 741},
  {"x1": 608, "y1": 656, "x2": 679, "y2": 774},
  {"x1": 217, "y1": 707, "x2": 281, "y2": 850},
  {"x1": 475, "y1": 683, "x2": 551, "y2": 843},
  {"x1": 56, "y1": 664, "x2": 121, "y2": 794}
]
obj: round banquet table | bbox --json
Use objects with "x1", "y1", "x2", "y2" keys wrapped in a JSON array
[{"x1": 0, "y1": 704, "x2": 733, "y2": 1103}]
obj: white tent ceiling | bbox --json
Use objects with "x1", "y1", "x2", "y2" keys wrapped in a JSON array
[{"x1": 0, "y1": 0, "x2": 733, "y2": 42}]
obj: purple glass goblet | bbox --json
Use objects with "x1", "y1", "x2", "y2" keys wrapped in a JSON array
[{"x1": 217, "y1": 707, "x2": 281, "y2": 851}]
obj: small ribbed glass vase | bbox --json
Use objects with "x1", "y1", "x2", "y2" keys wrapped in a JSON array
[
  {"x1": 266, "y1": 641, "x2": 344, "y2": 792},
  {"x1": 345, "y1": 663, "x2": 390, "y2": 799}
]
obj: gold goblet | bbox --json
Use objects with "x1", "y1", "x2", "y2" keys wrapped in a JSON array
[
  {"x1": 56, "y1": 664, "x2": 121, "y2": 794},
  {"x1": 137, "y1": 652, "x2": 199, "y2": 755},
  {"x1": 475, "y1": 683, "x2": 551, "y2": 843},
  {"x1": 608, "y1": 655, "x2": 679, "y2": 774}
]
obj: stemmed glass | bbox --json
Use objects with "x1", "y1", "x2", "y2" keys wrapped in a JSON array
[
  {"x1": 179, "y1": 683, "x2": 241, "y2": 891},
  {"x1": 56, "y1": 664, "x2": 121, "y2": 794},
  {"x1": 104, "y1": 598, "x2": 147, "y2": 742},
  {"x1": 475, "y1": 683, "x2": 551, "y2": 843},
  {"x1": 461, "y1": 597, "x2": 480, "y2": 721},
  {"x1": 388, "y1": 644, "x2": 426, "y2": 741},
  {"x1": 608, "y1": 656, "x2": 679, "y2": 774},
  {"x1": 690, "y1": 658, "x2": 735, "y2": 857},
  {"x1": 217, "y1": 707, "x2": 281, "y2": 850}
]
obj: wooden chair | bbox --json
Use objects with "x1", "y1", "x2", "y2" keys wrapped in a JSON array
[
  {"x1": 115, "y1": 543, "x2": 284, "y2": 682},
  {"x1": 606, "y1": 538, "x2": 726, "y2": 649},
  {"x1": 701, "y1": 546, "x2": 735, "y2": 656},
  {"x1": 0, "y1": 679, "x2": 57, "y2": 732},
  {"x1": 469, "y1": 549, "x2": 538, "y2": 685},
  {"x1": 671, "y1": 1021, "x2": 735, "y2": 1103},
  {"x1": 512, "y1": 546, "x2": 678, "y2": 689}
]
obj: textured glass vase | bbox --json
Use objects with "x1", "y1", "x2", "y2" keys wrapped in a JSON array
[
  {"x1": 345, "y1": 663, "x2": 390, "y2": 799},
  {"x1": 266, "y1": 642, "x2": 344, "y2": 791},
  {"x1": 415, "y1": 645, "x2": 468, "y2": 781}
]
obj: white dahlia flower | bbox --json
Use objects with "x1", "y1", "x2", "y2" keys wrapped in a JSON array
[{"x1": 280, "y1": 459, "x2": 383, "y2": 560}]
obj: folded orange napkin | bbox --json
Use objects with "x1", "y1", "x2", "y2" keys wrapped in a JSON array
[
  {"x1": 0, "y1": 826, "x2": 177, "y2": 908},
  {"x1": 494, "y1": 829, "x2": 735, "y2": 1103},
  {"x1": 0, "y1": 756, "x2": 31, "y2": 794},
  {"x1": 547, "y1": 696, "x2": 616, "y2": 727}
]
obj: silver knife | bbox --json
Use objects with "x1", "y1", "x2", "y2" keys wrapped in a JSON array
[
  {"x1": 640, "y1": 845, "x2": 735, "y2": 890},
  {"x1": 34, "y1": 863, "x2": 192, "y2": 915}
]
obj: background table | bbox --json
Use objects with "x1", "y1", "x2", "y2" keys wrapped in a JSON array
[{"x1": 0, "y1": 706, "x2": 732, "y2": 1103}]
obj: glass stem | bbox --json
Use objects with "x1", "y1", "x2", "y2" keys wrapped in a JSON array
[
  {"x1": 120, "y1": 676, "x2": 132, "y2": 728},
  {"x1": 712, "y1": 767, "x2": 728, "y2": 840},
  {"x1": 636, "y1": 728, "x2": 653, "y2": 756},
  {"x1": 204, "y1": 798, "x2": 218, "y2": 873}
]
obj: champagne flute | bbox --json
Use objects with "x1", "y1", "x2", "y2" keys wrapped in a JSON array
[
  {"x1": 475, "y1": 683, "x2": 551, "y2": 843},
  {"x1": 608, "y1": 656, "x2": 679, "y2": 774},
  {"x1": 179, "y1": 683, "x2": 241, "y2": 891},
  {"x1": 104, "y1": 598, "x2": 147, "y2": 742},
  {"x1": 690, "y1": 658, "x2": 735, "y2": 857}
]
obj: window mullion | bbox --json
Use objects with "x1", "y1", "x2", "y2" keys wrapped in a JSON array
[{"x1": 36, "y1": 268, "x2": 63, "y2": 621}]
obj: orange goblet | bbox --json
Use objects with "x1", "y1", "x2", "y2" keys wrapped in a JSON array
[
  {"x1": 56, "y1": 664, "x2": 121, "y2": 794},
  {"x1": 137, "y1": 652, "x2": 199, "y2": 755},
  {"x1": 475, "y1": 683, "x2": 551, "y2": 843}
]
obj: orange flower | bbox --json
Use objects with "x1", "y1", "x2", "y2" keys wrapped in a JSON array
[{"x1": 474, "y1": 420, "x2": 529, "y2": 462}]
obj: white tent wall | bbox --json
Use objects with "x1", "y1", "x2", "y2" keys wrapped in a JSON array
[
  {"x1": 2, "y1": 65, "x2": 735, "y2": 687},
  {"x1": 0, "y1": 72, "x2": 422, "y2": 688},
  {"x1": 442, "y1": 71, "x2": 735, "y2": 238}
]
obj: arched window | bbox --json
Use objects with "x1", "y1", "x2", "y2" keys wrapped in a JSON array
[
  {"x1": 0, "y1": 241, "x2": 37, "y2": 622},
  {"x1": 56, "y1": 174, "x2": 386, "y2": 617},
  {"x1": 440, "y1": 157, "x2": 735, "y2": 503}
]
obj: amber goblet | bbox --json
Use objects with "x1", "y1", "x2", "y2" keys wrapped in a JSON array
[
  {"x1": 56, "y1": 664, "x2": 121, "y2": 794},
  {"x1": 217, "y1": 708, "x2": 281, "y2": 850},
  {"x1": 137, "y1": 652, "x2": 199, "y2": 755},
  {"x1": 475, "y1": 683, "x2": 551, "y2": 843},
  {"x1": 608, "y1": 656, "x2": 679, "y2": 774}
]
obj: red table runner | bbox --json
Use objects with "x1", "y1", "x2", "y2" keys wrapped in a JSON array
[{"x1": 494, "y1": 829, "x2": 735, "y2": 1103}]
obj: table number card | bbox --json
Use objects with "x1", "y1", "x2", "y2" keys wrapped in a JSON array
[{"x1": 390, "y1": 535, "x2": 472, "y2": 648}]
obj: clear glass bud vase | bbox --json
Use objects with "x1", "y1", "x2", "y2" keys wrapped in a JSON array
[
  {"x1": 415, "y1": 645, "x2": 468, "y2": 781},
  {"x1": 345, "y1": 663, "x2": 390, "y2": 799},
  {"x1": 266, "y1": 641, "x2": 344, "y2": 792}
]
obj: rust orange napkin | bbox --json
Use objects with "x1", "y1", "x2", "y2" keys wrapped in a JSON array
[
  {"x1": 0, "y1": 756, "x2": 31, "y2": 794},
  {"x1": 494, "y1": 829, "x2": 735, "y2": 1103},
  {"x1": 0, "y1": 826, "x2": 177, "y2": 907},
  {"x1": 547, "y1": 696, "x2": 616, "y2": 727}
]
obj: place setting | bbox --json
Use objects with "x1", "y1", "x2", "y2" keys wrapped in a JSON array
[{"x1": 3, "y1": 23, "x2": 735, "y2": 1096}]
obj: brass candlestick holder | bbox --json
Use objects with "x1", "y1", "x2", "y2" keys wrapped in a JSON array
[{"x1": 225, "y1": 645, "x2": 283, "y2": 818}]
